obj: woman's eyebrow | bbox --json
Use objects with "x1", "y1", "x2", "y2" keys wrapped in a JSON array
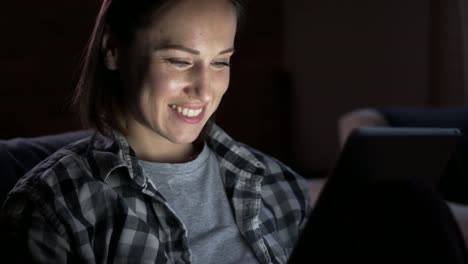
[
  {"x1": 219, "y1": 47, "x2": 235, "y2": 54},
  {"x1": 154, "y1": 44, "x2": 235, "y2": 55}
]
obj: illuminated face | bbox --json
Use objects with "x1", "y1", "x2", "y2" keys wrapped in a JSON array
[{"x1": 122, "y1": 0, "x2": 237, "y2": 152}]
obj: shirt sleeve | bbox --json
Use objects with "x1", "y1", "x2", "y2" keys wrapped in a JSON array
[{"x1": 2, "y1": 193, "x2": 74, "y2": 263}]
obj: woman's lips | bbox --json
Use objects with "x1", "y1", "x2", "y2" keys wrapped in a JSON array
[{"x1": 169, "y1": 104, "x2": 206, "y2": 124}]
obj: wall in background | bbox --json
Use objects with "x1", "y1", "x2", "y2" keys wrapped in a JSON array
[
  {"x1": 0, "y1": 1, "x2": 101, "y2": 138},
  {"x1": 284, "y1": 0, "x2": 466, "y2": 174}
]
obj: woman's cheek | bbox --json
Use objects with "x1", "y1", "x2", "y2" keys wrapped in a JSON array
[
  {"x1": 146, "y1": 69, "x2": 185, "y2": 96},
  {"x1": 216, "y1": 71, "x2": 230, "y2": 96}
]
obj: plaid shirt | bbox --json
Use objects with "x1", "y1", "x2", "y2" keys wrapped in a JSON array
[{"x1": 2, "y1": 123, "x2": 312, "y2": 264}]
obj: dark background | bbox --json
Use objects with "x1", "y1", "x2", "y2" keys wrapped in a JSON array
[{"x1": 1, "y1": 0, "x2": 467, "y2": 177}]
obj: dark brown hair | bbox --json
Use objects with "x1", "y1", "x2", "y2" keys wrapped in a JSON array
[{"x1": 74, "y1": 0, "x2": 245, "y2": 136}]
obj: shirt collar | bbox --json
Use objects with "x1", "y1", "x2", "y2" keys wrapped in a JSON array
[
  {"x1": 205, "y1": 122, "x2": 266, "y2": 177},
  {"x1": 87, "y1": 130, "x2": 145, "y2": 185}
]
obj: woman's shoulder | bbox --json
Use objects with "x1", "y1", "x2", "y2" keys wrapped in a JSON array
[
  {"x1": 7, "y1": 138, "x2": 94, "y2": 196},
  {"x1": 2, "y1": 133, "x2": 131, "y2": 225},
  {"x1": 2, "y1": 137, "x2": 98, "y2": 225},
  {"x1": 1, "y1": 135, "x2": 134, "y2": 248}
]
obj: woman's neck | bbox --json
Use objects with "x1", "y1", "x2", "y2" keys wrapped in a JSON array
[{"x1": 123, "y1": 125, "x2": 200, "y2": 164}]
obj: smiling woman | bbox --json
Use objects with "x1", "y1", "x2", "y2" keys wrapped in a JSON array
[
  {"x1": 1, "y1": 0, "x2": 311, "y2": 263},
  {"x1": 77, "y1": 0, "x2": 238, "y2": 163}
]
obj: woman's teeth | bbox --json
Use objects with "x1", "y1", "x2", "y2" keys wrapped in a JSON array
[{"x1": 171, "y1": 104, "x2": 203, "y2": 117}]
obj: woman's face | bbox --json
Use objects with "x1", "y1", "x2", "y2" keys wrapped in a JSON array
[{"x1": 122, "y1": 0, "x2": 237, "y2": 146}]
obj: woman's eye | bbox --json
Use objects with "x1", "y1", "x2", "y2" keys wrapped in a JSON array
[
  {"x1": 166, "y1": 59, "x2": 192, "y2": 67},
  {"x1": 212, "y1": 61, "x2": 230, "y2": 68}
]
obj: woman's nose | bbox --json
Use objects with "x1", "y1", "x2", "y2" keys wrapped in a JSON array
[{"x1": 185, "y1": 66, "x2": 213, "y2": 102}]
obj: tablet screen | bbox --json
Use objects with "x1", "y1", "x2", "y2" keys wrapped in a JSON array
[
  {"x1": 331, "y1": 127, "x2": 461, "y2": 189},
  {"x1": 288, "y1": 127, "x2": 461, "y2": 263}
]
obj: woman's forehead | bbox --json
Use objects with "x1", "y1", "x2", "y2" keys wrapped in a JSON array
[
  {"x1": 147, "y1": 0, "x2": 237, "y2": 29},
  {"x1": 134, "y1": 0, "x2": 237, "y2": 50}
]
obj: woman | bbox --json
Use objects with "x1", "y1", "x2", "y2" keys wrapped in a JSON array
[{"x1": 2, "y1": 0, "x2": 311, "y2": 263}]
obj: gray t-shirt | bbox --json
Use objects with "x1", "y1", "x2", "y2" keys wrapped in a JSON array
[{"x1": 138, "y1": 144, "x2": 258, "y2": 264}]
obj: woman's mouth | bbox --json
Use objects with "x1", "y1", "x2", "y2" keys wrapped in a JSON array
[
  {"x1": 169, "y1": 104, "x2": 205, "y2": 124},
  {"x1": 170, "y1": 104, "x2": 203, "y2": 117}
]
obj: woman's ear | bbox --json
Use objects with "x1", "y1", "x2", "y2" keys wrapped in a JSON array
[{"x1": 102, "y1": 26, "x2": 119, "y2": 70}]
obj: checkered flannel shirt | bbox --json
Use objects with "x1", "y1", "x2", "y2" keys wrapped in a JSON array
[{"x1": 2, "y1": 123, "x2": 312, "y2": 264}]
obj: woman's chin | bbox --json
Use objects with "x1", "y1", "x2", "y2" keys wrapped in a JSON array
[
  {"x1": 167, "y1": 121, "x2": 208, "y2": 143},
  {"x1": 168, "y1": 130, "x2": 203, "y2": 145}
]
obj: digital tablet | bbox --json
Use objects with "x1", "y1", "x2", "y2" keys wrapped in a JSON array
[
  {"x1": 327, "y1": 127, "x2": 461, "y2": 190},
  {"x1": 288, "y1": 127, "x2": 461, "y2": 263}
]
